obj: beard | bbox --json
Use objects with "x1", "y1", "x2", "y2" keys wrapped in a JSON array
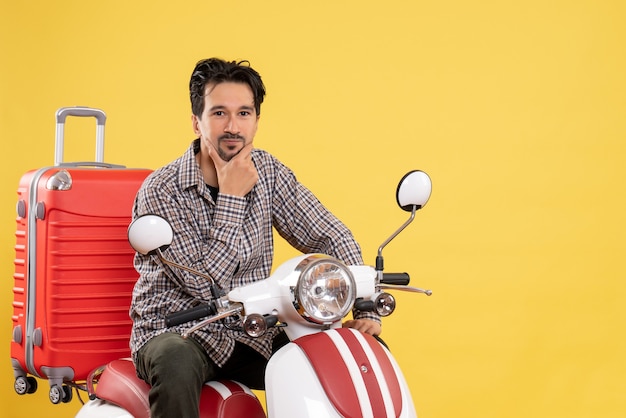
[{"x1": 216, "y1": 133, "x2": 245, "y2": 161}]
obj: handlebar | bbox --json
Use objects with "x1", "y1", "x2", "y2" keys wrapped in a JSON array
[
  {"x1": 165, "y1": 304, "x2": 216, "y2": 327},
  {"x1": 164, "y1": 271, "x2": 424, "y2": 331},
  {"x1": 381, "y1": 272, "x2": 410, "y2": 286},
  {"x1": 182, "y1": 304, "x2": 244, "y2": 338}
]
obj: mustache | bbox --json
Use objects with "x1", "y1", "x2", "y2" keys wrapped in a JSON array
[{"x1": 219, "y1": 133, "x2": 245, "y2": 141}]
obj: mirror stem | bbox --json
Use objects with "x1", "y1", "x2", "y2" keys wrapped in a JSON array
[
  {"x1": 156, "y1": 248, "x2": 216, "y2": 285},
  {"x1": 376, "y1": 205, "x2": 417, "y2": 281}
]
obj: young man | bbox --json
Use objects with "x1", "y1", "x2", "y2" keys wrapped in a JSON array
[{"x1": 130, "y1": 58, "x2": 381, "y2": 417}]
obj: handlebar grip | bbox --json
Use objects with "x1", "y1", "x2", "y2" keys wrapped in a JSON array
[
  {"x1": 381, "y1": 272, "x2": 410, "y2": 286},
  {"x1": 165, "y1": 304, "x2": 215, "y2": 327}
]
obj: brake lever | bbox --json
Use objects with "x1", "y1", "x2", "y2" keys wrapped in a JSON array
[
  {"x1": 378, "y1": 284, "x2": 433, "y2": 296},
  {"x1": 181, "y1": 303, "x2": 244, "y2": 338}
]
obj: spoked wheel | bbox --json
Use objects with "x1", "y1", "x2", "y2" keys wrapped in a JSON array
[
  {"x1": 14, "y1": 376, "x2": 38, "y2": 395},
  {"x1": 49, "y1": 384, "x2": 64, "y2": 404},
  {"x1": 49, "y1": 384, "x2": 73, "y2": 404}
]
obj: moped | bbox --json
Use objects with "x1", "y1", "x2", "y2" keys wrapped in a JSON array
[{"x1": 75, "y1": 169, "x2": 433, "y2": 418}]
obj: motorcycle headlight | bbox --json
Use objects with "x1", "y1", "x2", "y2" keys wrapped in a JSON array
[{"x1": 294, "y1": 255, "x2": 356, "y2": 324}]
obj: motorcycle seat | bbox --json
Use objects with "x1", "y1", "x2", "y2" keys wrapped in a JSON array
[{"x1": 92, "y1": 358, "x2": 266, "y2": 418}]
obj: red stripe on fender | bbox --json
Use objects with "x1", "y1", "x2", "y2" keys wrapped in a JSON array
[
  {"x1": 365, "y1": 335, "x2": 403, "y2": 416},
  {"x1": 294, "y1": 332, "x2": 363, "y2": 417},
  {"x1": 339, "y1": 329, "x2": 388, "y2": 418},
  {"x1": 342, "y1": 329, "x2": 403, "y2": 417}
]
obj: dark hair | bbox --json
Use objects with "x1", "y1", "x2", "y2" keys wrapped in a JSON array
[{"x1": 189, "y1": 58, "x2": 266, "y2": 117}]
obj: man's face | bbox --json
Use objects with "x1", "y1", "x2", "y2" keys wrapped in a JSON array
[{"x1": 192, "y1": 81, "x2": 259, "y2": 162}]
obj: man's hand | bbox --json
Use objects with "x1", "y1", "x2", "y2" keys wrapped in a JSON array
[
  {"x1": 342, "y1": 319, "x2": 382, "y2": 336},
  {"x1": 209, "y1": 142, "x2": 258, "y2": 197}
]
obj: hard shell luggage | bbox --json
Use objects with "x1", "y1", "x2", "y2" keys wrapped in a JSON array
[{"x1": 10, "y1": 107, "x2": 152, "y2": 404}]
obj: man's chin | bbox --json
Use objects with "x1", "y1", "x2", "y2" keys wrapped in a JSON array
[
  {"x1": 218, "y1": 148, "x2": 239, "y2": 162},
  {"x1": 217, "y1": 140, "x2": 245, "y2": 161}
]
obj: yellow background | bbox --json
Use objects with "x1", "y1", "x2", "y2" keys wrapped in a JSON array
[{"x1": 1, "y1": 0, "x2": 625, "y2": 417}]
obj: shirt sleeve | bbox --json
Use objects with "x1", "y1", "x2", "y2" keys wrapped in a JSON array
[
  {"x1": 266, "y1": 156, "x2": 380, "y2": 324},
  {"x1": 269, "y1": 158, "x2": 363, "y2": 265}
]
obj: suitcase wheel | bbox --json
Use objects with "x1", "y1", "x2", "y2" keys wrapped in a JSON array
[
  {"x1": 49, "y1": 384, "x2": 72, "y2": 404},
  {"x1": 14, "y1": 376, "x2": 38, "y2": 395}
]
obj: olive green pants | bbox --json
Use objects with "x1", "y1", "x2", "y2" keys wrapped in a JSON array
[{"x1": 135, "y1": 332, "x2": 288, "y2": 418}]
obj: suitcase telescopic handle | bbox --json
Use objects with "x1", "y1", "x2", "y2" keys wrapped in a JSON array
[{"x1": 54, "y1": 106, "x2": 107, "y2": 166}]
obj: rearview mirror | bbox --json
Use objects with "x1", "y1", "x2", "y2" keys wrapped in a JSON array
[
  {"x1": 396, "y1": 170, "x2": 432, "y2": 212},
  {"x1": 127, "y1": 214, "x2": 174, "y2": 255}
]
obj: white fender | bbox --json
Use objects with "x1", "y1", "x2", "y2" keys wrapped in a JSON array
[
  {"x1": 265, "y1": 329, "x2": 417, "y2": 418},
  {"x1": 75, "y1": 398, "x2": 133, "y2": 418}
]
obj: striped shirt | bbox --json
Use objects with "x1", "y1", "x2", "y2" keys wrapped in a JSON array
[{"x1": 129, "y1": 139, "x2": 378, "y2": 367}]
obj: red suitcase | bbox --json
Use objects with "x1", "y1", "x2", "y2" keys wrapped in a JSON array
[{"x1": 10, "y1": 107, "x2": 151, "y2": 404}]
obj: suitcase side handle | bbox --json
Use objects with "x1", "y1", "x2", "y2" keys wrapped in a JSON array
[
  {"x1": 58, "y1": 162, "x2": 126, "y2": 169},
  {"x1": 54, "y1": 106, "x2": 107, "y2": 166}
]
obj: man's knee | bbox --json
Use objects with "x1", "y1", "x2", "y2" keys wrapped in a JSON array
[{"x1": 137, "y1": 333, "x2": 209, "y2": 382}]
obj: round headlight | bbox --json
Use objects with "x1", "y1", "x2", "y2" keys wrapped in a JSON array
[{"x1": 294, "y1": 255, "x2": 356, "y2": 324}]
